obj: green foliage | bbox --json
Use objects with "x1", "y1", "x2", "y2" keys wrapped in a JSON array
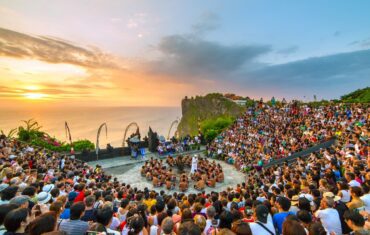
[
  {"x1": 12, "y1": 119, "x2": 95, "y2": 152},
  {"x1": 17, "y1": 119, "x2": 44, "y2": 142},
  {"x1": 200, "y1": 116, "x2": 235, "y2": 142},
  {"x1": 178, "y1": 93, "x2": 244, "y2": 137},
  {"x1": 72, "y1": 140, "x2": 95, "y2": 151},
  {"x1": 340, "y1": 87, "x2": 370, "y2": 103},
  {"x1": 245, "y1": 99, "x2": 255, "y2": 108},
  {"x1": 30, "y1": 138, "x2": 70, "y2": 152},
  {"x1": 307, "y1": 100, "x2": 331, "y2": 108}
]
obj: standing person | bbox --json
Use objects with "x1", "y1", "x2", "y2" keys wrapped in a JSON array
[
  {"x1": 249, "y1": 205, "x2": 276, "y2": 235},
  {"x1": 191, "y1": 155, "x2": 198, "y2": 174},
  {"x1": 59, "y1": 202, "x2": 89, "y2": 235},
  {"x1": 272, "y1": 197, "x2": 293, "y2": 235},
  {"x1": 314, "y1": 196, "x2": 342, "y2": 235}
]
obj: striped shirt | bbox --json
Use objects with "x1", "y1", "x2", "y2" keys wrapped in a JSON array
[{"x1": 59, "y1": 219, "x2": 89, "y2": 235}]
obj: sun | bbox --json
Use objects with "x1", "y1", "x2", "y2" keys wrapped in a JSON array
[
  {"x1": 23, "y1": 93, "x2": 47, "y2": 100},
  {"x1": 25, "y1": 85, "x2": 40, "y2": 91}
]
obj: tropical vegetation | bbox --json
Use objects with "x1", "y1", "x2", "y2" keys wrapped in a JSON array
[
  {"x1": 1, "y1": 119, "x2": 94, "y2": 152},
  {"x1": 340, "y1": 87, "x2": 370, "y2": 103},
  {"x1": 200, "y1": 116, "x2": 235, "y2": 142}
]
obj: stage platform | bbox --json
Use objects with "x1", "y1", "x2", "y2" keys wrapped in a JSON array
[{"x1": 88, "y1": 150, "x2": 246, "y2": 194}]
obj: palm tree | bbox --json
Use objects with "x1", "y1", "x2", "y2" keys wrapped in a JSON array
[
  {"x1": 21, "y1": 119, "x2": 42, "y2": 132},
  {"x1": 0, "y1": 128, "x2": 17, "y2": 138},
  {"x1": 18, "y1": 119, "x2": 43, "y2": 141}
]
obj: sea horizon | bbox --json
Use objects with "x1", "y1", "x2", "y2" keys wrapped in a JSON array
[{"x1": 0, "y1": 106, "x2": 181, "y2": 148}]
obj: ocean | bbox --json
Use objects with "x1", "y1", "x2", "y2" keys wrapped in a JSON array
[{"x1": 0, "y1": 106, "x2": 181, "y2": 147}]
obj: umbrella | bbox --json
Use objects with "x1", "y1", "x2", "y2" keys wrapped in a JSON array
[
  {"x1": 159, "y1": 135, "x2": 166, "y2": 143},
  {"x1": 129, "y1": 135, "x2": 140, "y2": 143}
]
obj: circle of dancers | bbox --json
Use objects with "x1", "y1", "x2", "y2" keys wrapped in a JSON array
[{"x1": 141, "y1": 155, "x2": 224, "y2": 191}]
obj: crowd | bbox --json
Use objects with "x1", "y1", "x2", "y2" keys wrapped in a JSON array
[
  {"x1": 0, "y1": 102, "x2": 368, "y2": 235},
  {"x1": 140, "y1": 156, "x2": 224, "y2": 192},
  {"x1": 207, "y1": 103, "x2": 368, "y2": 172},
  {"x1": 157, "y1": 135, "x2": 202, "y2": 155}
]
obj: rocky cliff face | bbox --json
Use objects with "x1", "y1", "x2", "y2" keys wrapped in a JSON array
[{"x1": 177, "y1": 93, "x2": 245, "y2": 136}]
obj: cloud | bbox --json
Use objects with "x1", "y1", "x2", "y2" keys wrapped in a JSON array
[
  {"x1": 333, "y1": 31, "x2": 341, "y2": 37},
  {"x1": 145, "y1": 34, "x2": 271, "y2": 78},
  {"x1": 349, "y1": 37, "x2": 370, "y2": 48},
  {"x1": 276, "y1": 46, "x2": 298, "y2": 55},
  {"x1": 126, "y1": 13, "x2": 147, "y2": 29},
  {"x1": 243, "y1": 49, "x2": 370, "y2": 97},
  {"x1": 191, "y1": 11, "x2": 221, "y2": 35},
  {"x1": 0, "y1": 27, "x2": 119, "y2": 69}
]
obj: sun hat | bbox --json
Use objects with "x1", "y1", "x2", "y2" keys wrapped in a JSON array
[
  {"x1": 42, "y1": 184, "x2": 54, "y2": 193},
  {"x1": 291, "y1": 195, "x2": 299, "y2": 206},
  {"x1": 37, "y1": 192, "x2": 52, "y2": 204},
  {"x1": 0, "y1": 183, "x2": 9, "y2": 192},
  {"x1": 323, "y1": 192, "x2": 340, "y2": 202}
]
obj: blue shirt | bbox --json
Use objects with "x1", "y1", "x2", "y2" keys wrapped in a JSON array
[
  {"x1": 60, "y1": 208, "x2": 70, "y2": 219},
  {"x1": 273, "y1": 211, "x2": 294, "y2": 235}
]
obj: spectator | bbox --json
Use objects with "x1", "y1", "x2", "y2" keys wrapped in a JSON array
[
  {"x1": 314, "y1": 196, "x2": 342, "y2": 235},
  {"x1": 249, "y1": 205, "x2": 275, "y2": 235},
  {"x1": 3, "y1": 208, "x2": 30, "y2": 235},
  {"x1": 272, "y1": 197, "x2": 293, "y2": 235},
  {"x1": 28, "y1": 212, "x2": 59, "y2": 235},
  {"x1": 0, "y1": 204, "x2": 18, "y2": 235},
  {"x1": 59, "y1": 202, "x2": 89, "y2": 235},
  {"x1": 343, "y1": 210, "x2": 369, "y2": 235}
]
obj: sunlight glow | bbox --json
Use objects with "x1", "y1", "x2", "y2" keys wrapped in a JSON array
[
  {"x1": 23, "y1": 93, "x2": 47, "y2": 99},
  {"x1": 25, "y1": 85, "x2": 40, "y2": 91}
]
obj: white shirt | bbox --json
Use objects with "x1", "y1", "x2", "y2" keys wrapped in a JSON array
[
  {"x1": 315, "y1": 208, "x2": 342, "y2": 235},
  {"x1": 339, "y1": 189, "x2": 351, "y2": 203},
  {"x1": 249, "y1": 220, "x2": 276, "y2": 235},
  {"x1": 204, "y1": 219, "x2": 219, "y2": 235},
  {"x1": 360, "y1": 193, "x2": 370, "y2": 213}
]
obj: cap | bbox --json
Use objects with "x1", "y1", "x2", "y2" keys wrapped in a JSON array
[{"x1": 323, "y1": 192, "x2": 340, "y2": 202}]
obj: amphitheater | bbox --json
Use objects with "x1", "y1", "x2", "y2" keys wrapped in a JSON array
[{"x1": 89, "y1": 152, "x2": 247, "y2": 194}]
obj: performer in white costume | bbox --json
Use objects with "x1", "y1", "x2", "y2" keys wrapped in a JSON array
[{"x1": 190, "y1": 154, "x2": 198, "y2": 174}]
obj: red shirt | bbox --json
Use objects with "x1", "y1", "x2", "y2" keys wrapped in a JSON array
[{"x1": 74, "y1": 190, "x2": 85, "y2": 203}]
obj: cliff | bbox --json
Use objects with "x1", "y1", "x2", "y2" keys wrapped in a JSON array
[{"x1": 177, "y1": 93, "x2": 245, "y2": 136}]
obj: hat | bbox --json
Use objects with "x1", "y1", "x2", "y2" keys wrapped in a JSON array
[
  {"x1": 299, "y1": 193, "x2": 314, "y2": 202},
  {"x1": 42, "y1": 184, "x2": 54, "y2": 193},
  {"x1": 0, "y1": 183, "x2": 9, "y2": 192},
  {"x1": 9, "y1": 195, "x2": 30, "y2": 206},
  {"x1": 291, "y1": 195, "x2": 299, "y2": 206},
  {"x1": 323, "y1": 192, "x2": 340, "y2": 202},
  {"x1": 9, "y1": 154, "x2": 17, "y2": 160},
  {"x1": 9, "y1": 177, "x2": 21, "y2": 186},
  {"x1": 255, "y1": 205, "x2": 269, "y2": 223},
  {"x1": 37, "y1": 192, "x2": 51, "y2": 204}
]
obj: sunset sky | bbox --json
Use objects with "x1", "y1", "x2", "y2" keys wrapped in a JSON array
[{"x1": 1, "y1": 0, "x2": 370, "y2": 107}]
